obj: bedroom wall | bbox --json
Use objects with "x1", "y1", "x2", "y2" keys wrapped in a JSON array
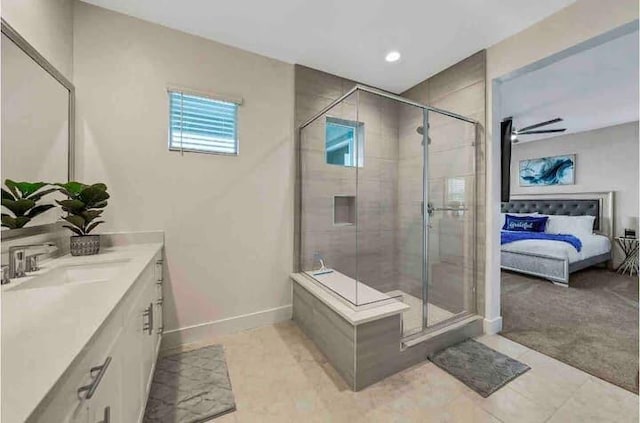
[{"x1": 510, "y1": 122, "x2": 639, "y2": 266}]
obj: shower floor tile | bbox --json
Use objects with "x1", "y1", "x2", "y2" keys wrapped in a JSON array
[{"x1": 385, "y1": 290, "x2": 454, "y2": 336}]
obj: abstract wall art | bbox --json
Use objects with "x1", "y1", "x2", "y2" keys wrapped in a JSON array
[{"x1": 519, "y1": 154, "x2": 575, "y2": 186}]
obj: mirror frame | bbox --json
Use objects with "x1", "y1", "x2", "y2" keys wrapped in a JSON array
[{"x1": 1, "y1": 18, "x2": 75, "y2": 240}]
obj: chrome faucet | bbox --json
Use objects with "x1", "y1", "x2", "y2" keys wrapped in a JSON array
[{"x1": 7, "y1": 242, "x2": 59, "y2": 279}]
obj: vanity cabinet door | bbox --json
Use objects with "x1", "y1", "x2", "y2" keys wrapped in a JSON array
[
  {"x1": 154, "y1": 254, "x2": 164, "y2": 355},
  {"x1": 120, "y1": 278, "x2": 151, "y2": 422},
  {"x1": 140, "y1": 276, "x2": 160, "y2": 398},
  {"x1": 86, "y1": 347, "x2": 122, "y2": 423}
]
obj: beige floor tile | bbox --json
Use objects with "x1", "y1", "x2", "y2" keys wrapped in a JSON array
[
  {"x1": 507, "y1": 367, "x2": 585, "y2": 409},
  {"x1": 469, "y1": 386, "x2": 556, "y2": 423},
  {"x1": 442, "y1": 394, "x2": 503, "y2": 423},
  {"x1": 517, "y1": 349, "x2": 590, "y2": 389},
  {"x1": 171, "y1": 321, "x2": 634, "y2": 423},
  {"x1": 475, "y1": 334, "x2": 530, "y2": 359},
  {"x1": 548, "y1": 377, "x2": 639, "y2": 423}
]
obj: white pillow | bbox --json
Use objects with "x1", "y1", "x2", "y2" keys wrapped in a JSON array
[
  {"x1": 543, "y1": 215, "x2": 596, "y2": 236},
  {"x1": 500, "y1": 212, "x2": 538, "y2": 229}
]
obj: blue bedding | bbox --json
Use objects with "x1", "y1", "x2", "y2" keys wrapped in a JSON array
[{"x1": 501, "y1": 231, "x2": 582, "y2": 252}]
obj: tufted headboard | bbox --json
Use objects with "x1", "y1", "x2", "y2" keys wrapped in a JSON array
[{"x1": 501, "y1": 199, "x2": 601, "y2": 231}]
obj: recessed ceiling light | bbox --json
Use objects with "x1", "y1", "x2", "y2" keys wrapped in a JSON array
[{"x1": 385, "y1": 51, "x2": 401, "y2": 63}]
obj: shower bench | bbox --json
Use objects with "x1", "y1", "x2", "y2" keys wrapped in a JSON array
[{"x1": 290, "y1": 272, "x2": 483, "y2": 391}]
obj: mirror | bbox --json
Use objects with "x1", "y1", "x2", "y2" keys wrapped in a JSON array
[{"x1": 1, "y1": 19, "x2": 74, "y2": 232}]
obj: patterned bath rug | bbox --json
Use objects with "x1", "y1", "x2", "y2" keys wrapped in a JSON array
[
  {"x1": 429, "y1": 339, "x2": 530, "y2": 397},
  {"x1": 143, "y1": 345, "x2": 236, "y2": 422}
]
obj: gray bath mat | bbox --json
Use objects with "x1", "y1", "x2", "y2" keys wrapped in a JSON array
[
  {"x1": 143, "y1": 345, "x2": 236, "y2": 423},
  {"x1": 429, "y1": 339, "x2": 530, "y2": 397}
]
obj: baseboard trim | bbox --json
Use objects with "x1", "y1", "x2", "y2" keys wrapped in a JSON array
[
  {"x1": 483, "y1": 316, "x2": 503, "y2": 335},
  {"x1": 161, "y1": 304, "x2": 292, "y2": 350}
]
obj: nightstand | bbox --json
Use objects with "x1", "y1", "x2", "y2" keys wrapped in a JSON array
[{"x1": 614, "y1": 237, "x2": 639, "y2": 276}]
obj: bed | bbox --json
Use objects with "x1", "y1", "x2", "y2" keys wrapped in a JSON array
[{"x1": 500, "y1": 193, "x2": 613, "y2": 286}]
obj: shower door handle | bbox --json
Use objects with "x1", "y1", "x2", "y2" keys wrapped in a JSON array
[
  {"x1": 431, "y1": 207, "x2": 469, "y2": 212},
  {"x1": 424, "y1": 202, "x2": 468, "y2": 215}
]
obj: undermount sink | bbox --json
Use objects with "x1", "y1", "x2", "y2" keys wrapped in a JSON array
[{"x1": 8, "y1": 260, "x2": 130, "y2": 291}]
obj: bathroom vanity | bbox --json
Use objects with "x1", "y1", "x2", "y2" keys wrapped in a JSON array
[{"x1": 1, "y1": 238, "x2": 164, "y2": 423}]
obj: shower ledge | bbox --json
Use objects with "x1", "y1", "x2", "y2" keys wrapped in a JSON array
[{"x1": 290, "y1": 272, "x2": 408, "y2": 325}]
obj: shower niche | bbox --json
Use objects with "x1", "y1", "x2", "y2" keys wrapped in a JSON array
[{"x1": 333, "y1": 195, "x2": 355, "y2": 226}]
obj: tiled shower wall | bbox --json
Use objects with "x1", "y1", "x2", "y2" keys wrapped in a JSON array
[
  {"x1": 402, "y1": 51, "x2": 487, "y2": 316},
  {"x1": 295, "y1": 66, "x2": 400, "y2": 295},
  {"x1": 295, "y1": 50, "x2": 486, "y2": 315}
]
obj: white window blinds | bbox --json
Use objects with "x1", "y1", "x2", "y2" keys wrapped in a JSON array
[{"x1": 169, "y1": 90, "x2": 239, "y2": 155}]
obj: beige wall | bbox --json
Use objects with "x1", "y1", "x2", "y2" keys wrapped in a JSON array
[
  {"x1": 510, "y1": 122, "x2": 639, "y2": 266},
  {"x1": 484, "y1": 0, "x2": 639, "y2": 330},
  {"x1": 73, "y1": 2, "x2": 295, "y2": 341},
  {"x1": 1, "y1": 0, "x2": 74, "y2": 80}
]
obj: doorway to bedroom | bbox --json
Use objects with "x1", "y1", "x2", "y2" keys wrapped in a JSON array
[{"x1": 492, "y1": 21, "x2": 639, "y2": 394}]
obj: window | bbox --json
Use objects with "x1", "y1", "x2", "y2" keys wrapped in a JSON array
[
  {"x1": 446, "y1": 177, "x2": 466, "y2": 204},
  {"x1": 169, "y1": 90, "x2": 239, "y2": 155},
  {"x1": 446, "y1": 177, "x2": 466, "y2": 216},
  {"x1": 325, "y1": 117, "x2": 364, "y2": 167}
]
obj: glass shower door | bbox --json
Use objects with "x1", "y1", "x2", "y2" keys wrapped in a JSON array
[{"x1": 424, "y1": 110, "x2": 477, "y2": 328}]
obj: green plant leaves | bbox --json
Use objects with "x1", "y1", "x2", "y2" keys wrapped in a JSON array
[
  {"x1": 27, "y1": 187, "x2": 59, "y2": 202},
  {"x1": 81, "y1": 209, "x2": 103, "y2": 224},
  {"x1": 1, "y1": 188, "x2": 15, "y2": 201},
  {"x1": 56, "y1": 199, "x2": 86, "y2": 213},
  {"x1": 25, "y1": 204, "x2": 55, "y2": 218},
  {"x1": 55, "y1": 181, "x2": 109, "y2": 236},
  {"x1": 5, "y1": 180, "x2": 48, "y2": 198},
  {"x1": 79, "y1": 184, "x2": 110, "y2": 208},
  {"x1": 63, "y1": 225, "x2": 84, "y2": 236},
  {"x1": 2, "y1": 198, "x2": 36, "y2": 216},
  {"x1": 62, "y1": 214, "x2": 85, "y2": 230},
  {"x1": 85, "y1": 220, "x2": 104, "y2": 234},
  {"x1": 55, "y1": 181, "x2": 87, "y2": 199},
  {"x1": 1, "y1": 214, "x2": 31, "y2": 229},
  {"x1": 1, "y1": 180, "x2": 58, "y2": 228}
]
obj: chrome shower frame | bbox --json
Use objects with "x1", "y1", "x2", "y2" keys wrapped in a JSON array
[{"x1": 298, "y1": 84, "x2": 480, "y2": 336}]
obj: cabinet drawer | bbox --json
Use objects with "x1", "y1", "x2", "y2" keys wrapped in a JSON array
[{"x1": 27, "y1": 313, "x2": 123, "y2": 423}]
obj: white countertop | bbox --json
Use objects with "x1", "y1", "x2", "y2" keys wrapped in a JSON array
[
  {"x1": 291, "y1": 272, "x2": 409, "y2": 325},
  {"x1": 1, "y1": 243, "x2": 163, "y2": 423}
]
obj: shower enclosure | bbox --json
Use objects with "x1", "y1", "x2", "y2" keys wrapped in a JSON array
[{"x1": 299, "y1": 85, "x2": 478, "y2": 338}]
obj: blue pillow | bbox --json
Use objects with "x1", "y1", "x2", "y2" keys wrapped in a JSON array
[{"x1": 503, "y1": 214, "x2": 548, "y2": 232}]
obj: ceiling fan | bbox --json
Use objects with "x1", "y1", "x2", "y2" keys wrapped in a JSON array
[{"x1": 509, "y1": 117, "x2": 567, "y2": 143}]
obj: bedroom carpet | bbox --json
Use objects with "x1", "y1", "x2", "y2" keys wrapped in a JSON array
[{"x1": 501, "y1": 268, "x2": 639, "y2": 394}]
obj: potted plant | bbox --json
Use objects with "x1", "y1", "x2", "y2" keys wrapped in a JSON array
[
  {"x1": 1, "y1": 179, "x2": 57, "y2": 229},
  {"x1": 56, "y1": 182, "x2": 109, "y2": 256}
]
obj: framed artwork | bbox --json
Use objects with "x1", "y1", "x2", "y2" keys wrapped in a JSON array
[{"x1": 519, "y1": 154, "x2": 575, "y2": 186}]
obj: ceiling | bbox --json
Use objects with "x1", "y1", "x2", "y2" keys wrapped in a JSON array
[
  {"x1": 80, "y1": 0, "x2": 575, "y2": 93},
  {"x1": 502, "y1": 29, "x2": 639, "y2": 144}
]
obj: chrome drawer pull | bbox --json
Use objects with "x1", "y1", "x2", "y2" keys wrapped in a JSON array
[
  {"x1": 142, "y1": 303, "x2": 153, "y2": 335},
  {"x1": 77, "y1": 356, "x2": 111, "y2": 399}
]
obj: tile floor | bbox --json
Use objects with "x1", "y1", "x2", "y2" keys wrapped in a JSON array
[{"x1": 164, "y1": 322, "x2": 638, "y2": 423}]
